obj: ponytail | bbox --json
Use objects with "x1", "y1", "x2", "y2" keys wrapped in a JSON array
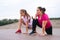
[
  {"x1": 42, "y1": 8, "x2": 46, "y2": 13},
  {"x1": 37, "y1": 7, "x2": 46, "y2": 14}
]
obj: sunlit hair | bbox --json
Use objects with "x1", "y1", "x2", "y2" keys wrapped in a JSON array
[{"x1": 20, "y1": 9, "x2": 30, "y2": 18}]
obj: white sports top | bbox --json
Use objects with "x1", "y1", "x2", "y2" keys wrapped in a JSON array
[{"x1": 21, "y1": 16, "x2": 33, "y2": 26}]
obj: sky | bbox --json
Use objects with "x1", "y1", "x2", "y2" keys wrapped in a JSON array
[{"x1": 0, "y1": 0, "x2": 60, "y2": 20}]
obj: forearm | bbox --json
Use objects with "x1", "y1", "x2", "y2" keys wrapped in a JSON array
[
  {"x1": 25, "y1": 22, "x2": 28, "y2": 33},
  {"x1": 18, "y1": 19, "x2": 22, "y2": 29},
  {"x1": 42, "y1": 21, "x2": 47, "y2": 34},
  {"x1": 42, "y1": 25, "x2": 45, "y2": 34},
  {"x1": 17, "y1": 15, "x2": 22, "y2": 29},
  {"x1": 34, "y1": 17, "x2": 37, "y2": 19},
  {"x1": 34, "y1": 14, "x2": 37, "y2": 19}
]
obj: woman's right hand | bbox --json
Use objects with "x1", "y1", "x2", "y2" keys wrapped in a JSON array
[{"x1": 33, "y1": 14, "x2": 37, "y2": 19}]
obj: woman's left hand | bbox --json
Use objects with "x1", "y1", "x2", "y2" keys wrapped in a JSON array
[{"x1": 40, "y1": 33, "x2": 46, "y2": 36}]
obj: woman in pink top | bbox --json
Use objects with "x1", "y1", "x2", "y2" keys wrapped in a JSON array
[{"x1": 30, "y1": 7, "x2": 52, "y2": 35}]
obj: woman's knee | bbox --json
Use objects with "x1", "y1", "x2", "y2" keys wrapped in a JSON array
[
  {"x1": 33, "y1": 19, "x2": 37, "y2": 23},
  {"x1": 45, "y1": 27, "x2": 52, "y2": 35}
]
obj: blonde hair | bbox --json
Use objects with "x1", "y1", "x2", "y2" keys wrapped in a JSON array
[{"x1": 20, "y1": 9, "x2": 30, "y2": 18}]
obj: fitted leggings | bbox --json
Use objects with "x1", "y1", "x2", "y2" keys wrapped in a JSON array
[{"x1": 32, "y1": 19, "x2": 52, "y2": 35}]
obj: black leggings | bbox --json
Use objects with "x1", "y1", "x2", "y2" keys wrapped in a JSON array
[{"x1": 32, "y1": 19, "x2": 52, "y2": 35}]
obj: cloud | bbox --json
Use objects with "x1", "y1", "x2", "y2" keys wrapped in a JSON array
[{"x1": 0, "y1": 0, "x2": 60, "y2": 20}]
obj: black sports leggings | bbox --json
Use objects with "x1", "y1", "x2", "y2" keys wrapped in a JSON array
[{"x1": 32, "y1": 19, "x2": 52, "y2": 35}]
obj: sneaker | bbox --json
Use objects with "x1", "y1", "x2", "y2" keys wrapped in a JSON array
[
  {"x1": 15, "y1": 29, "x2": 21, "y2": 33},
  {"x1": 29, "y1": 31, "x2": 36, "y2": 35}
]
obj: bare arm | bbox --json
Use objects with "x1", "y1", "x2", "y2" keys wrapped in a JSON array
[
  {"x1": 42, "y1": 20, "x2": 47, "y2": 34},
  {"x1": 25, "y1": 21, "x2": 29, "y2": 33},
  {"x1": 18, "y1": 14, "x2": 23, "y2": 29},
  {"x1": 34, "y1": 14, "x2": 38, "y2": 19}
]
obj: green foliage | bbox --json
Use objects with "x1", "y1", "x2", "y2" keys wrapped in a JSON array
[
  {"x1": 0, "y1": 18, "x2": 60, "y2": 26},
  {"x1": 0, "y1": 19, "x2": 18, "y2": 26},
  {"x1": 50, "y1": 18, "x2": 60, "y2": 20}
]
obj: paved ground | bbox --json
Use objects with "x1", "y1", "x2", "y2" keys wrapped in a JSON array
[
  {"x1": 0, "y1": 20, "x2": 60, "y2": 40},
  {"x1": 0, "y1": 28, "x2": 60, "y2": 40}
]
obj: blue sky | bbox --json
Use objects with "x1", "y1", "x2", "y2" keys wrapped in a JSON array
[{"x1": 0, "y1": 0, "x2": 60, "y2": 20}]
